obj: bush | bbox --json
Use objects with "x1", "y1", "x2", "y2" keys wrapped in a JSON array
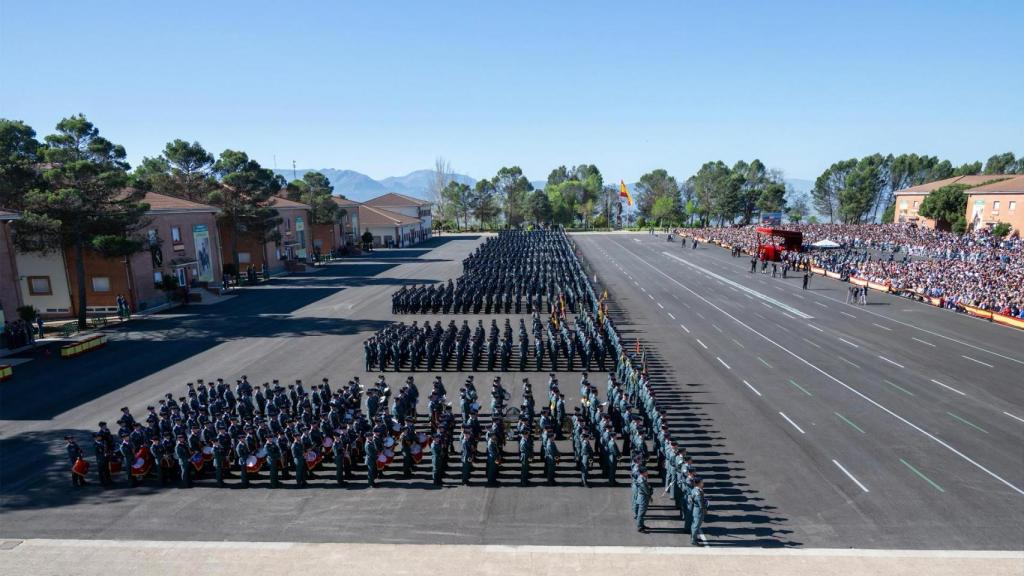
[
  {"x1": 222, "y1": 263, "x2": 238, "y2": 277},
  {"x1": 991, "y1": 222, "x2": 1012, "y2": 238},
  {"x1": 17, "y1": 305, "x2": 39, "y2": 323}
]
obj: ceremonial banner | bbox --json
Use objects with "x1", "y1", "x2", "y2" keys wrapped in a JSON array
[
  {"x1": 619, "y1": 180, "x2": 633, "y2": 206},
  {"x1": 192, "y1": 224, "x2": 213, "y2": 282}
]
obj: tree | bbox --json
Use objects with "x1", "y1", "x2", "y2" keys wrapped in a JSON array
[
  {"x1": 0, "y1": 119, "x2": 44, "y2": 211},
  {"x1": 428, "y1": 157, "x2": 453, "y2": 219},
  {"x1": 756, "y1": 181, "x2": 788, "y2": 216},
  {"x1": 211, "y1": 150, "x2": 282, "y2": 271},
  {"x1": 786, "y1": 192, "x2": 810, "y2": 224},
  {"x1": 469, "y1": 179, "x2": 499, "y2": 228},
  {"x1": 812, "y1": 159, "x2": 856, "y2": 223},
  {"x1": 634, "y1": 169, "x2": 679, "y2": 220},
  {"x1": 526, "y1": 189, "x2": 552, "y2": 224},
  {"x1": 691, "y1": 161, "x2": 731, "y2": 226},
  {"x1": 881, "y1": 202, "x2": 896, "y2": 224},
  {"x1": 991, "y1": 222, "x2": 1012, "y2": 238},
  {"x1": 918, "y1": 184, "x2": 969, "y2": 231},
  {"x1": 983, "y1": 152, "x2": 1017, "y2": 175},
  {"x1": 441, "y1": 181, "x2": 471, "y2": 230},
  {"x1": 163, "y1": 139, "x2": 216, "y2": 200},
  {"x1": 650, "y1": 195, "x2": 676, "y2": 227},
  {"x1": 15, "y1": 115, "x2": 147, "y2": 329},
  {"x1": 492, "y1": 166, "x2": 533, "y2": 227},
  {"x1": 953, "y1": 161, "x2": 982, "y2": 176},
  {"x1": 286, "y1": 171, "x2": 339, "y2": 225}
]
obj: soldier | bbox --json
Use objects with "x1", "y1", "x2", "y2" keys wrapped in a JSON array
[
  {"x1": 634, "y1": 469, "x2": 653, "y2": 532},
  {"x1": 235, "y1": 435, "x2": 251, "y2": 488},
  {"x1": 543, "y1": 432, "x2": 558, "y2": 485},
  {"x1": 332, "y1": 433, "x2": 347, "y2": 486},
  {"x1": 292, "y1": 433, "x2": 307, "y2": 488},
  {"x1": 265, "y1": 436, "x2": 281, "y2": 488},
  {"x1": 431, "y1": 430, "x2": 445, "y2": 486},
  {"x1": 579, "y1": 433, "x2": 593, "y2": 488},
  {"x1": 688, "y1": 478, "x2": 707, "y2": 545},
  {"x1": 518, "y1": 428, "x2": 533, "y2": 485},
  {"x1": 174, "y1": 434, "x2": 192, "y2": 488},
  {"x1": 92, "y1": 432, "x2": 112, "y2": 487},
  {"x1": 365, "y1": 432, "x2": 380, "y2": 488},
  {"x1": 213, "y1": 438, "x2": 227, "y2": 487},
  {"x1": 460, "y1": 427, "x2": 475, "y2": 485},
  {"x1": 65, "y1": 436, "x2": 87, "y2": 487},
  {"x1": 119, "y1": 433, "x2": 138, "y2": 487},
  {"x1": 485, "y1": 433, "x2": 500, "y2": 486}
]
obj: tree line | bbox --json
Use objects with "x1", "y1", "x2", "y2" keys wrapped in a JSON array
[{"x1": 0, "y1": 115, "x2": 345, "y2": 328}]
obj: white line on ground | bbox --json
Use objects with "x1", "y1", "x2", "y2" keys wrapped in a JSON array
[
  {"x1": 761, "y1": 302, "x2": 773, "y2": 308},
  {"x1": 1004, "y1": 411, "x2": 1024, "y2": 424},
  {"x1": 872, "y1": 323, "x2": 893, "y2": 331},
  {"x1": 745, "y1": 294, "x2": 754, "y2": 300},
  {"x1": 878, "y1": 356, "x2": 905, "y2": 368},
  {"x1": 634, "y1": 281, "x2": 639, "y2": 286},
  {"x1": 814, "y1": 301, "x2": 828, "y2": 307},
  {"x1": 641, "y1": 286, "x2": 647, "y2": 292},
  {"x1": 712, "y1": 324, "x2": 723, "y2": 333},
  {"x1": 716, "y1": 357, "x2": 731, "y2": 369},
  {"x1": 729, "y1": 287, "x2": 739, "y2": 292},
  {"x1": 807, "y1": 324, "x2": 824, "y2": 332},
  {"x1": 962, "y1": 355, "x2": 994, "y2": 368},
  {"x1": 791, "y1": 293, "x2": 805, "y2": 299},
  {"x1": 803, "y1": 337, "x2": 822, "y2": 349},
  {"x1": 754, "y1": 312, "x2": 766, "y2": 320},
  {"x1": 657, "y1": 302, "x2": 663, "y2": 308},
  {"x1": 780, "y1": 412, "x2": 806, "y2": 434},
  {"x1": 840, "y1": 357, "x2": 860, "y2": 368},
  {"x1": 696, "y1": 312, "x2": 705, "y2": 319},
  {"x1": 931, "y1": 379, "x2": 967, "y2": 396},
  {"x1": 619, "y1": 240, "x2": 1024, "y2": 496},
  {"x1": 782, "y1": 312, "x2": 795, "y2": 319},
  {"x1": 668, "y1": 313, "x2": 676, "y2": 320},
  {"x1": 732, "y1": 338, "x2": 745, "y2": 349},
  {"x1": 838, "y1": 337, "x2": 859, "y2": 348},
  {"x1": 840, "y1": 311, "x2": 856, "y2": 319},
  {"x1": 680, "y1": 324, "x2": 690, "y2": 333},
  {"x1": 832, "y1": 459, "x2": 870, "y2": 492},
  {"x1": 662, "y1": 252, "x2": 814, "y2": 319},
  {"x1": 648, "y1": 294, "x2": 655, "y2": 300},
  {"x1": 743, "y1": 380, "x2": 762, "y2": 396},
  {"x1": 912, "y1": 337, "x2": 936, "y2": 347},
  {"x1": 695, "y1": 338, "x2": 708, "y2": 349}
]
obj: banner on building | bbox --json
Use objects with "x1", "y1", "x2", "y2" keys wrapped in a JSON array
[
  {"x1": 760, "y1": 211, "x2": 783, "y2": 225},
  {"x1": 192, "y1": 224, "x2": 213, "y2": 282},
  {"x1": 295, "y1": 217, "x2": 307, "y2": 259}
]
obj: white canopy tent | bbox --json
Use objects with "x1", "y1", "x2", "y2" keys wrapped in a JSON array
[{"x1": 809, "y1": 239, "x2": 842, "y2": 249}]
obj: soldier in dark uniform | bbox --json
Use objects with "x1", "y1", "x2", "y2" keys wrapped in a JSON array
[
  {"x1": 66, "y1": 436, "x2": 87, "y2": 487},
  {"x1": 486, "y1": 433, "x2": 500, "y2": 486},
  {"x1": 291, "y1": 433, "x2": 307, "y2": 488},
  {"x1": 92, "y1": 432, "x2": 112, "y2": 487},
  {"x1": 364, "y1": 431, "x2": 380, "y2": 488},
  {"x1": 119, "y1": 433, "x2": 138, "y2": 487},
  {"x1": 174, "y1": 434, "x2": 192, "y2": 488},
  {"x1": 265, "y1": 436, "x2": 281, "y2": 488},
  {"x1": 518, "y1": 429, "x2": 533, "y2": 485},
  {"x1": 213, "y1": 438, "x2": 227, "y2": 487}
]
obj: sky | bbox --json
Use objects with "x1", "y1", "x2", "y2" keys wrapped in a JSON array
[{"x1": 2, "y1": 0, "x2": 1022, "y2": 183}]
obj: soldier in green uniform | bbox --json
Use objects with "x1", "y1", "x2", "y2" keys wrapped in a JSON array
[
  {"x1": 174, "y1": 434, "x2": 191, "y2": 488},
  {"x1": 634, "y1": 469, "x2": 653, "y2": 532},
  {"x1": 365, "y1": 432, "x2": 380, "y2": 488},
  {"x1": 291, "y1": 433, "x2": 307, "y2": 488},
  {"x1": 689, "y1": 477, "x2": 707, "y2": 545},
  {"x1": 213, "y1": 439, "x2": 227, "y2": 487},
  {"x1": 518, "y1": 429, "x2": 533, "y2": 485},
  {"x1": 485, "y1": 433, "x2": 500, "y2": 485},
  {"x1": 265, "y1": 437, "x2": 281, "y2": 488},
  {"x1": 579, "y1": 433, "x2": 593, "y2": 488},
  {"x1": 543, "y1": 433, "x2": 558, "y2": 485},
  {"x1": 460, "y1": 427, "x2": 475, "y2": 485},
  {"x1": 235, "y1": 436, "x2": 251, "y2": 488}
]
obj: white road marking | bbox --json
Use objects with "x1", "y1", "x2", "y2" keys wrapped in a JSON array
[
  {"x1": 774, "y1": 286, "x2": 784, "y2": 291},
  {"x1": 872, "y1": 323, "x2": 893, "y2": 331},
  {"x1": 634, "y1": 281, "x2": 639, "y2": 286},
  {"x1": 840, "y1": 311, "x2": 856, "y2": 319},
  {"x1": 731, "y1": 338, "x2": 745, "y2": 349},
  {"x1": 683, "y1": 302, "x2": 691, "y2": 309},
  {"x1": 745, "y1": 294, "x2": 754, "y2": 300},
  {"x1": 807, "y1": 324, "x2": 823, "y2": 332},
  {"x1": 791, "y1": 293, "x2": 805, "y2": 300},
  {"x1": 840, "y1": 357, "x2": 860, "y2": 368},
  {"x1": 838, "y1": 337, "x2": 859, "y2": 348},
  {"x1": 878, "y1": 356, "x2": 905, "y2": 369},
  {"x1": 753, "y1": 312, "x2": 766, "y2": 320},
  {"x1": 668, "y1": 313, "x2": 676, "y2": 320},
  {"x1": 712, "y1": 324, "x2": 723, "y2": 333},
  {"x1": 716, "y1": 357, "x2": 731, "y2": 369},
  {"x1": 802, "y1": 337, "x2": 822, "y2": 349},
  {"x1": 781, "y1": 312, "x2": 795, "y2": 319},
  {"x1": 656, "y1": 301, "x2": 663, "y2": 308},
  {"x1": 743, "y1": 380, "x2": 762, "y2": 396},
  {"x1": 832, "y1": 459, "x2": 870, "y2": 493},
  {"x1": 662, "y1": 252, "x2": 813, "y2": 319},
  {"x1": 773, "y1": 323, "x2": 792, "y2": 333},
  {"x1": 619, "y1": 241, "x2": 1024, "y2": 496},
  {"x1": 695, "y1": 338, "x2": 708, "y2": 349},
  {"x1": 912, "y1": 337, "x2": 935, "y2": 347},
  {"x1": 648, "y1": 294, "x2": 655, "y2": 301},
  {"x1": 761, "y1": 302, "x2": 773, "y2": 309},
  {"x1": 931, "y1": 379, "x2": 967, "y2": 396},
  {"x1": 680, "y1": 324, "x2": 690, "y2": 333},
  {"x1": 696, "y1": 312, "x2": 705, "y2": 319},
  {"x1": 1004, "y1": 411, "x2": 1024, "y2": 424},
  {"x1": 962, "y1": 355, "x2": 994, "y2": 368},
  {"x1": 729, "y1": 286, "x2": 739, "y2": 292},
  {"x1": 779, "y1": 412, "x2": 806, "y2": 434},
  {"x1": 814, "y1": 301, "x2": 828, "y2": 308},
  {"x1": 641, "y1": 286, "x2": 647, "y2": 292}
]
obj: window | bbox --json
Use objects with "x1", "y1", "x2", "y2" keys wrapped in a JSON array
[
  {"x1": 992, "y1": 201, "x2": 1000, "y2": 211},
  {"x1": 238, "y1": 252, "x2": 251, "y2": 264},
  {"x1": 176, "y1": 268, "x2": 187, "y2": 287},
  {"x1": 912, "y1": 200, "x2": 919, "y2": 208},
  {"x1": 171, "y1": 226, "x2": 184, "y2": 251},
  {"x1": 153, "y1": 271, "x2": 163, "y2": 286},
  {"x1": 92, "y1": 277, "x2": 111, "y2": 292},
  {"x1": 899, "y1": 201, "x2": 908, "y2": 210},
  {"x1": 1010, "y1": 201, "x2": 1017, "y2": 211},
  {"x1": 28, "y1": 276, "x2": 52, "y2": 295}
]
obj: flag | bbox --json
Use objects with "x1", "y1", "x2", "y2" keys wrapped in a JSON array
[{"x1": 619, "y1": 180, "x2": 633, "y2": 206}]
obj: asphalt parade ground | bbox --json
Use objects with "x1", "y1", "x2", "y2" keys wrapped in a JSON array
[{"x1": 1, "y1": 232, "x2": 1022, "y2": 571}]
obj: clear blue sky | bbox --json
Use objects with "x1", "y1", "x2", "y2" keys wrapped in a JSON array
[{"x1": 2, "y1": 0, "x2": 1021, "y2": 183}]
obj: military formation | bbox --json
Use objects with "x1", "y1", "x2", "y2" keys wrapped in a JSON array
[
  {"x1": 63, "y1": 226, "x2": 708, "y2": 543},
  {"x1": 391, "y1": 229, "x2": 593, "y2": 315},
  {"x1": 364, "y1": 312, "x2": 612, "y2": 373}
]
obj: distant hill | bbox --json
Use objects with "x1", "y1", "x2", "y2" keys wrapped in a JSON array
[{"x1": 274, "y1": 168, "x2": 476, "y2": 202}]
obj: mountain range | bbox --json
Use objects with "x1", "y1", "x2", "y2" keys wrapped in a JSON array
[{"x1": 274, "y1": 168, "x2": 813, "y2": 207}]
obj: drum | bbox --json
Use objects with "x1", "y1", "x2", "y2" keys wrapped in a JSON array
[
  {"x1": 201, "y1": 445, "x2": 214, "y2": 462},
  {"x1": 72, "y1": 458, "x2": 90, "y2": 477},
  {"x1": 255, "y1": 447, "x2": 268, "y2": 459},
  {"x1": 322, "y1": 436, "x2": 334, "y2": 449},
  {"x1": 383, "y1": 437, "x2": 395, "y2": 449},
  {"x1": 410, "y1": 443, "x2": 423, "y2": 464},
  {"x1": 131, "y1": 457, "x2": 151, "y2": 477},
  {"x1": 245, "y1": 455, "x2": 263, "y2": 474},
  {"x1": 108, "y1": 459, "x2": 122, "y2": 474},
  {"x1": 416, "y1": 432, "x2": 428, "y2": 445},
  {"x1": 375, "y1": 453, "x2": 387, "y2": 471},
  {"x1": 391, "y1": 421, "x2": 401, "y2": 432},
  {"x1": 190, "y1": 452, "x2": 204, "y2": 472},
  {"x1": 384, "y1": 448, "x2": 394, "y2": 465},
  {"x1": 470, "y1": 402, "x2": 481, "y2": 412},
  {"x1": 305, "y1": 450, "x2": 321, "y2": 471}
]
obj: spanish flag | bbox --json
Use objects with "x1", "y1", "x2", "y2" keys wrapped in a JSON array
[{"x1": 619, "y1": 180, "x2": 633, "y2": 206}]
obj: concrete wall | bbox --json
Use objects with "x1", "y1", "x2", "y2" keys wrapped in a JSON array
[
  {"x1": 14, "y1": 249, "x2": 72, "y2": 318},
  {"x1": 0, "y1": 221, "x2": 23, "y2": 323},
  {"x1": 967, "y1": 193, "x2": 1024, "y2": 233}
]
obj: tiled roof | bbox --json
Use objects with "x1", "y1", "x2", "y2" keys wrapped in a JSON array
[
  {"x1": 966, "y1": 175, "x2": 1024, "y2": 195},
  {"x1": 356, "y1": 204, "x2": 421, "y2": 227},
  {"x1": 268, "y1": 196, "x2": 311, "y2": 210},
  {"x1": 332, "y1": 196, "x2": 360, "y2": 208},
  {"x1": 365, "y1": 192, "x2": 431, "y2": 207},
  {"x1": 895, "y1": 175, "x2": 1009, "y2": 196},
  {"x1": 0, "y1": 209, "x2": 19, "y2": 221},
  {"x1": 143, "y1": 192, "x2": 217, "y2": 213}
]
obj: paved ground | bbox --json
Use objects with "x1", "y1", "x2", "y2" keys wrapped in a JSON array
[
  {"x1": 3, "y1": 539, "x2": 1022, "y2": 576},
  {"x1": 572, "y1": 233, "x2": 1024, "y2": 550}
]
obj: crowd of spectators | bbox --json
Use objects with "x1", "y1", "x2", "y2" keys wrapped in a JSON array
[{"x1": 680, "y1": 223, "x2": 1024, "y2": 319}]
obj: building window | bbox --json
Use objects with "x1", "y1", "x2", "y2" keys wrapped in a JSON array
[
  {"x1": 912, "y1": 200, "x2": 919, "y2": 208},
  {"x1": 1010, "y1": 201, "x2": 1017, "y2": 212},
  {"x1": 153, "y1": 271, "x2": 163, "y2": 286},
  {"x1": 28, "y1": 276, "x2": 52, "y2": 295},
  {"x1": 171, "y1": 226, "x2": 184, "y2": 251},
  {"x1": 238, "y1": 252, "x2": 251, "y2": 264},
  {"x1": 992, "y1": 201, "x2": 1000, "y2": 211},
  {"x1": 899, "y1": 201, "x2": 908, "y2": 210},
  {"x1": 92, "y1": 277, "x2": 111, "y2": 292},
  {"x1": 176, "y1": 268, "x2": 187, "y2": 287}
]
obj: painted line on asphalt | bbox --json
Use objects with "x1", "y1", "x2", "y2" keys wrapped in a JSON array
[
  {"x1": 781, "y1": 312, "x2": 796, "y2": 320},
  {"x1": 648, "y1": 294, "x2": 655, "y2": 301},
  {"x1": 696, "y1": 312, "x2": 705, "y2": 319},
  {"x1": 1004, "y1": 411, "x2": 1024, "y2": 424},
  {"x1": 833, "y1": 459, "x2": 870, "y2": 493},
  {"x1": 618, "y1": 240, "x2": 1024, "y2": 496},
  {"x1": 814, "y1": 301, "x2": 828, "y2": 308},
  {"x1": 788, "y1": 379, "x2": 813, "y2": 397},
  {"x1": 716, "y1": 357, "x2": 731, "y2": 370},
  {"x1": 912, "y1": 337, "x2": 935, "y2": 347},
  {"x1": 745, "y1": 294, "x2": 754, "y2": 300},
  {"x1": 807, "y1": 324, "x2": 823, "y2": 332},
  {"x1": 662, "y1": 252, "x2": 813, "y2": 319},
  {"x1": 900, "y1": 459, "x2": 945, "y2": 493},
  {"x1": 779, "y1": 412, "x2": 806, "y2": 434},
  {"x1": 757, "y1": 356, "x2": 771, "y2": 368},
  {"x1": 657, "y1": 302, "x2": 664, "y2": 309},
  {"x1": 839, "y1": 357, "x2": 860, "y2": 368},
  {"x1": 930, "y1": 379, "x2": 966, "y2": 396},
  {"x1": 802, "y1": 337, "x2": 822, "y2": 349},
  {"x1": 838, "y1": 337, "x2": 859, "y2": 348},
  {"x1": 680, "y1": 324, "x2": 690, "y2": 334},
  {"x1": 754, "y1": 312, "x2": 767, "y2": 320},
  {"x1": 835, "y1": 412, "x2": 866, "y2": 434},
  {"x1": 961, "y1": 355, "x2": 994, "y2": 368},
  {"x1": 883, "y1": 379, "x2": 915, "y2": 396},
  {"x1": 947, "y1": 412, "x2": 988, "y2": 434},
  {"x1": 731, "y1": 339, "x2": 745, "y2": 349},
  {"x1": 773, "y1": 322, "x2": 792, "y2": 333},
  {"x1": 878, "y1": 355, "x2": 905, "y2": 369},
  {"x1": 743, "y1": 380, "x2": 762, "y2": 396},
  {"x1": 872, "y1": 323, "x2": 893, "y2": 331},
  {"x1": 641, "y1": 286, "x2": 647, "y2": 292},
  {"x1": 712, "y1": 324, "x2": 723, "y2": 333},
  {"x1": 840, "y1": 311, "x2": 857, "y2": 319},
  {"x1": 791, "y1": 293, "x2": 805, "y2": 300},
  {"x1": 695, "y1": 338, "x2": 708, "y2": 349},
  {"x1": 668, "y1": 313, "x2": 676, "y2": 320}
]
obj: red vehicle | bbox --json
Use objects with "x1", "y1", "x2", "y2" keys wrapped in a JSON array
[{"x1": 755, "y1": 227, "x2": 802, "y2": 262}]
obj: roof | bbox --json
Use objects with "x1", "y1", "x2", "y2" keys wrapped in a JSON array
[
  {"x1": 356, "y1": 204, "x2": 422, "y2": 228},
  {"x1": 332, "y1": 196, "x2": 360, "y2": 208},
  {"x1": 894, "y1": 175, "x2": 1008, "y2": 196},
  {"x1": 143, "y1": 192, "x2": 217, "y2": 213},
  {"x1": 364, "y1": 192, "x2": 431, "y2": 208},
  {"x1": 965, "y1": 175, "x2": 1024, "y2": 195},
  {"x1": 267, "y1": 196, "x2": 311, "y2": 210},
  {"x1": 0, "y1": 209, "x2": 19, "y2": 221}
]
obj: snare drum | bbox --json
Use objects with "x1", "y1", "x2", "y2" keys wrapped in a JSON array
[
  {"x1": 202, "y1": 445, "x2": 214, "y2": 462},
  {"x1": 384, "y1": 437, "x2": 395, "y2": 449}
]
